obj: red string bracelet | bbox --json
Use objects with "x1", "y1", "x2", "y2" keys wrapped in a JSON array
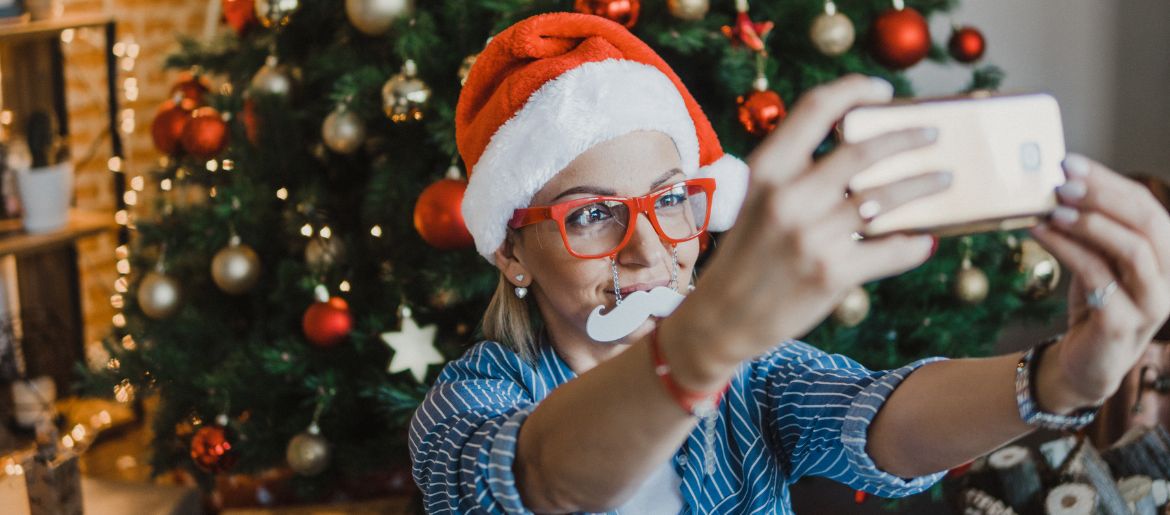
[{"x1": 649, "y1": 327, "x2": 730, "y2": 418}]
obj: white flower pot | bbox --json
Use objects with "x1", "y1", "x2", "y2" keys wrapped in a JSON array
[{"x1": 17, "y1": 162, "x2": 73, "y2": 234}]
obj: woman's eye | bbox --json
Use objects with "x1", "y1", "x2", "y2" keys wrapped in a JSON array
[
  {"x1": 655, "y1": 191, "x2": 687, "y2": 209},
  {"x1": 567, "y1": 204, "x2": 613, "y2": 227}
]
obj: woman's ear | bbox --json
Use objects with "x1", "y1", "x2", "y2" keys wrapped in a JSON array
[{"x1": 494, "y1": 231, "x2": 531, "y2": 287}]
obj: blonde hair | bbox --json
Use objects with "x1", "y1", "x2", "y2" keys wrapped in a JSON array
[{"x1": 481, "y1": 272, "x2": 543, "y2": 362}]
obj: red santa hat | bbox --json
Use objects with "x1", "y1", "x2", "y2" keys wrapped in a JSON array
[{"x1": 457, "y1": 12, "x2": 750, "y2": 261}]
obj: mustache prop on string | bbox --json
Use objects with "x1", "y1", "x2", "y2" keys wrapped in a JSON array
[{"x1": 586, "y1": 286, "x2": 686, "y2": 342}]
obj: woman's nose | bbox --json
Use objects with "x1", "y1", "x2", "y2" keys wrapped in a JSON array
[{"x1": 617, "y1": 212, "x2": 666, "y2": 267}]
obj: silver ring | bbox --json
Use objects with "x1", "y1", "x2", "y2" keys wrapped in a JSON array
[{"x1": 1086, "y1": 280, "x2": 1118, "y2": 310}]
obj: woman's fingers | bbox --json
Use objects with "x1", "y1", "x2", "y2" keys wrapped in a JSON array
[
  {"x1": 1049, "y1": 208, "x2": 1167, "y2": 319},
  {"x1": 841, "y1": 233, "x2": 935, "y2": 286},
  {"x1": 808, "y1": 170, "x2": 953, "y2": 240},
  {"x1": 1058, "y1": 154, "x2": 1170, "y2": 275},
  {"x1": 747, "y1": 75, "x2": 894, "y2": 187},
  {"x1": 1030, "y1": 223, "x2": 1140, "y2": 329}
]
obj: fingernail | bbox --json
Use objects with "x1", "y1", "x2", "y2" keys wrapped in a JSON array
[
  {"x1": 935, "y1": 170, "x2": 953, "y2": 187},
  {"x1": 929, "y1": 236, "x2": 939, "y2": 257},
  {"x1": 1063, "y1": 154, "x2": 1091, "y2": 178},
  {"x1": 1056, "y1": 180, "x2": 1087, "y2": 201},
  {"x1": 1051, "y1": 205, "x2": 1080, "y2": 225},
  {"x1": 869, "y1": 77, "x2": 894, "y2": 98},
  {"x1": 921, "y1": 127, "x2": 939, "y2": 142}
]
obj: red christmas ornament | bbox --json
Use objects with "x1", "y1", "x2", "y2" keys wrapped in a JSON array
[
  {"x1": 190, "y1": 424, "x2": 238, "y2": 473},
  {"x1": 241, "y1": 98, "x2": 260, "y2": 146},
  {"x1": 170, "y1": 72, "x2": 211, "y2": 104},
  {"x1": 869, "y1": 6, "x2": 931, "y2": 70},
  {"x1": 303, "y1": 296, "x2": 352, "y2": 348},
  {"x1": 221, "y1": 0, "x2": 257, "y2": 35},
  {"x1": 721, "y1": 11, "x2": 774, "y2": 52},
  {"x1": 948, "y1": 25, "x2": 986, "y2": 63},
  {"x1": 574, "y1": 0, "x2": 640, "y2": 29},
  {"x1": 854, "y1": 490, "x2": 868, "y2": 504},
  {"x1": 151, "y1": 99, "x2": 194, "y2": 155},
  {"x1": 181, "y1": 107, "x2": 229, "y2": 159},
  {"x1": 737, "y1": 89, "x2": 786, "y2": 137},
  {"x1": 414, "y1": 178, "x2": 474, "y2": 250}
]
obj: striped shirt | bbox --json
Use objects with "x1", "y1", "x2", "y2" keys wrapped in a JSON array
[{"x1": 409, "y1": 339, "x2": 946, "y2": 514}]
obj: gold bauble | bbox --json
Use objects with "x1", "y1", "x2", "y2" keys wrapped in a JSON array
[
  {"x1": 810, "y1": 11, "x2": 855, "y2": 56},
  {"x1": 321, "y1": 107, "x2": 366, "y2": 155},
  {"x1": 138, "y1": 270, "x2": 182, "y2": 319},
  {"x1": 382, "y1": 60, "x2": 431, "y2": 123},
  {"x1": 458, "y1": 53, "x2": 478, "y2": 86},
  {"x1": 286, "y1": 424, "x2": 330, "y2": 476},
  {"x1": 1016, "y1": 239, "x2": 1061, "y2": 299},
  {"x1": 954, "y1": 261, "x2": 990, "y2": 305},
  {"x1": 667, "y1": 0, "x2": 709, "y2": 21},
  {"x1": 254, "y1": 0, "x2": 299, "y2": 28},
  {"x1": 305, "y1": 237, "x2": 345, "y2": 271},
  {"x1": 250, "y1": 55, "x2": 294, "y2": 97},
  {"x1": 832, "y1": 286, "x2": 870, "y2": 327},
  {"x1": 344, "y1": 0, "x2": 412, "y2": 37},
  {"x1": 211, "y1": 238, "x2": 261, "y2": 295}
]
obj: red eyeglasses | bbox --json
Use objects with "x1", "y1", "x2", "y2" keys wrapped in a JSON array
[{"x1": 508, "y1": 178, "x2": 716, "y2": 259}]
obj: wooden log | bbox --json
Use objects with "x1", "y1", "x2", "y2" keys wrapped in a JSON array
[
  {"x1": 1045, "y1": 483, "x2": 1097, "y2": 515},
  {"x1": 1060, "y1": 439, "x2": 1131, "y2": 515},
  {"x1": 988, "y1": 445, "x2": 1042, "y2": 512},
  {"x1": 961, "y1": 488, "x2": 1018, "y2": 515},
  {"x1": 1103, "y1": 425, "x2": 1170, "y2": 479},
  {"x1": 1119, "y1": 476, "x2": 1158, "y2": 515}
]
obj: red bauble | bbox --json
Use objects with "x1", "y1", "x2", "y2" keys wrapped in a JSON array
[
  {"x1": 948, "y1": 26, "x2": 986, "y2": 63},
  {"x1": 241, "y1": 99, "x2": 260, "y2": 146},
  {"x1": 303, "y1": 297, "x2": 352, "y2": 348},
  {"x1": 222, "y1": 0, "x2": 257, "y2": 35},
  {"x1": 190, "y1": 425, "x2": 238, "y2": 473},
  {"x1": 170, "y1": 72, "x2": 211, "y2": 104},
  {"x1": 181, "y1": 107, "x2": 229, "y2": 159},
  {"x1": 414, "y1": 179, "x2": 474, "y2": 250},
  {"x1": 869, "y1": 7, "x2": 931, "y2": 70},
  {"x1": 737, "y1": 89, "x2": 787, "y2": 137},
  {"x1": 151, "y1": 99, "x2": 194, "y2": 155},
  {"x1": 574, "y1": 0, "x2": 639, "y2": 29}
]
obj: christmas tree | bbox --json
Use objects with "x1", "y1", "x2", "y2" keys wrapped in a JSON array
[{"x1": 80, "y1": 0, "x2": 1063, "y2": 501}]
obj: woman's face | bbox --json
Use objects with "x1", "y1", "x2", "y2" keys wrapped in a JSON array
[{"x1": 498, "y1": 130, "x2": 701, "y2": 368}]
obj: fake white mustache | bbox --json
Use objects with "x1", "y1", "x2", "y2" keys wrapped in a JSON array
[{"x1": 586, "y1": 286, "x2": 686, "y2": 343}]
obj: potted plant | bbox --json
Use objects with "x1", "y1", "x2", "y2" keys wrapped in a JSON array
[{"x1": 14, "y1": 110, "x2": 72, "y2": 234}]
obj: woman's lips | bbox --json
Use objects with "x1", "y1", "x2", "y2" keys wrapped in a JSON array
[{"x1": 607, "y1": 279, "x2": 671, "y2": 296}]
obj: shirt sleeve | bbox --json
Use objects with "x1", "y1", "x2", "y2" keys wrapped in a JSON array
[
  {"x1": 408, "y1": 341, "x2": 537, "y2": 514},
  {"x1": 755, "y1": 340, "x2": 947, "y2": 498}
]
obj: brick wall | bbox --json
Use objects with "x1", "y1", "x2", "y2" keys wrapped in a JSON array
[{"x1": 59, "y1": 0, "x2": 205, "y2": 363}]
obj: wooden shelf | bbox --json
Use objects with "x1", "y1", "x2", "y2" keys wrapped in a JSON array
[
  {"x1": 0, "y1": 12, "x2": 112, "y2": 42},
  {"x1": 0, "y1": 210, "x2": 115, "y2": 257}
]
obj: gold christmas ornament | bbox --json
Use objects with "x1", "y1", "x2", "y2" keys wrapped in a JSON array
[
  {"x1": 458, "y1": 53, "x2": 478, "y2": 86},
  {"x1": 344, "y1": 0, "x2": 412, "y2": 36},
  {"x1": 139, "y1": 270, "x2": 182, "y2": 319},
  {"x1": 250, "y1": 55, "x2": 294, "y2": 97},
  {"x1": 1016, "y1": 238, "x2": 1061, "y2": 299},
  {"x1": 954, "y1": 257, "x2": 990, "y2": 304},
  {"x1": 667, "y1": 0, "x2": 709, "y2": 21},
  {"x1": 254, "y1": 0, "x2": 299, "y2": 28},
  {"x1": 321, "y1": 106, "x2": 366, "y2": 155},
  {"x1": 211, "y1": 235, "x2": 262, "y2": 295},
  {"x1": 286, "y1": 423, "x2": 330, "y2": 476},
  {"x1": 832, "y1": 286, "x2": 870, "y2": 327},
  {"x1": 382, "y1": 60, "x2": 431, "y2": 123},
  {"x1": 305, "y1": 236, "x2": 345, "y2": 271},
  {"x1": 810, "y1": 1, "x2": 855, "y2": 56}
]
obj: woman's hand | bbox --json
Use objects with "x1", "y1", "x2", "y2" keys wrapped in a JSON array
[
  {"x1": 663, "y1": 75, "x2": 950, "y2": 389},
  {"x1": 1029, "y1": 155, "x2": 1170, "y2": 412}
]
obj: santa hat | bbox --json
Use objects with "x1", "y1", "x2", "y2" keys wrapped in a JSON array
[{"x1": 457, "y1": 12, "x2": 751, "y2": 262}]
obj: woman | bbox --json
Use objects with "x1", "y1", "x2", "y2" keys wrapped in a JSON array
[{"x1": 410, "y1": 13, "x2": 1170, "y2": 514}]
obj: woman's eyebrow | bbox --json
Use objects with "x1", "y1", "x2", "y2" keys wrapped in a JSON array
[{"x1": 550, "y1": 168, "x2": 685, "y2": 202}]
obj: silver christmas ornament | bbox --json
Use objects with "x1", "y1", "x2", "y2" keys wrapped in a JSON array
[
  {"x1": 139, "y1": 270, "x2": 182, "y2": 319},
  {"x1": 810, "y1": 1, "x2": 855, "y2": 56},
  {"x1": 255, "y1": 0, "x2": 299, "y2": 28},
  {"x1": 250, "y1": 55, "x2": 294, "y2": 97},
  {"x1": 382, "y1": 60, "x2": 431, "y2": 123},
  {"x1": 321, "y1": 106, "x2": 366, "y2": 155},
  {"x1": 286, "y1": 423, "x2": 330, "y2": 476},
  {"x1": 211, "y1": 236, "x2": 262, "y2": 295},
  {"x1": 345, "y1": 0, "x2": 413, "y2": 37},
  {"x1": 667, "y1": 0, "x2": 709, "y2": 21}
]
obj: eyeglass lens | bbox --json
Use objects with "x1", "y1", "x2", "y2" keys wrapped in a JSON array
[{"x1": 562, "y1": 183, "x2": 708, "y2": 256}]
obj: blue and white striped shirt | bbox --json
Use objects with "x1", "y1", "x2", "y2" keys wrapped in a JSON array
[{"x1": 409, "y1": 339, "x2": 946, "y2": 514}]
